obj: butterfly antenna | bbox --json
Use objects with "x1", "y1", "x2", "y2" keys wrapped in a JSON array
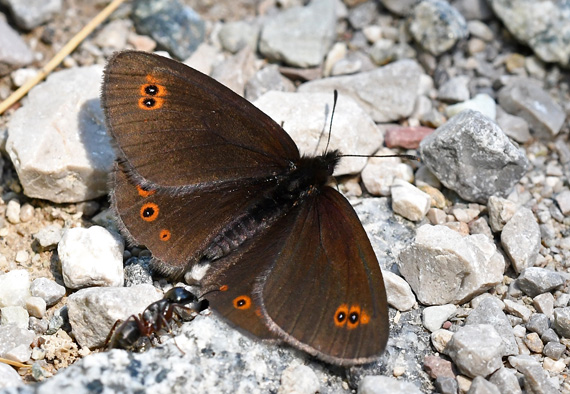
[{"x1": 313, "y1": 90, "x2": 338, "y2": 156}]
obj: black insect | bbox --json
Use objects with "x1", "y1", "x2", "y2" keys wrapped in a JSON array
[{"x1": 106, "y1": 287, "x2": 207, "y2": 351}]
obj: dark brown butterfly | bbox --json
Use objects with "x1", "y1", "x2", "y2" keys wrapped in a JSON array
[{"x1": 101, "y1": 51, "x2": 389, "y2": 365}]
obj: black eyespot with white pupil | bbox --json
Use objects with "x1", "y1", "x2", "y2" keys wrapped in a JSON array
[
  {"x1": 237, "y1": 299, "x2": 246, "y2": 307},
  {"x1": 349, "y1": 312, "x2": 359, "y2": 324},
  {"x1": 145, "y1": 85, "x2": 158, "y2": 95},
  {"x1": 337, "y1": 311, "x2": 346, "y2": 322},
  {"x1": 143, "y1": 98, "x2": 156, "y2": 107},
  {"x1": 143, "y1": 207, "x2": 155, "y2": 217}
]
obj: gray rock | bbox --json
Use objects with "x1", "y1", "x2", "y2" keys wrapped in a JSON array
[
  {"x1": 543, "y1": 341, "x2": 565, "y2": 360},
  {"x1": 398, "y1": 224, "x2": 505, "y2": 305},
  {"x1": 408, "y1": 0, "x2": 468, "y2": 56},
  {"x1": 30, "y1": 278, "x2": 66, "y2": 307},
  {"x1": 498, "y1": 78, "x2": 565, "y2": 139},
  {"x1": 211, "y1": 47, "x2": 256, "y2": 96},
  {"x1": 0, "y1": 362, "x2": 22, "y2": 389},
  {"x1": 466, "y1": 297, "x2": 518, "y2": 356},
  {"x1": 554, "y1": 190, "x2": 570, "y2": 215},
  {"x1": 279, "y1": 364, "x2": 320, "y2": 393},
  {"x1": 347, "y1": 1, "x2": 378, "y2": 29},
  {"x1": 382, "y1": 270, "x2": 416, "y2": 311},
  {"x1": 467, "y1": 20, "x2": 494, "y2": 41},
  {"x1": 359, "y1": 375, "x2": 422, "y2": 394},
  {"x1": 488, "y1": 0, "x2": 570, "y2": 67},
  {"x1": 132, "y1": 0, "x2": 205, "y2": 60},
  {"x1": 552, "y1": 307, "x2": 570, "y2": 338},
  {"x1": 9, "y1": 314, "x2": 350, "y2": 393},
  {"x1": 525, "y1": 313, "x2": 550, "y2": 336},
  {"x1": 468, "y1": 217, "x2": 493, "y2": 239},
  {"x1": 32, "y1": 224, "x2": 63, "y2": 251},
  {"x1": 495, "y1": 107, "x2": 532, "y2": 143},
  {"x1": 245, "y1": 65, "x2": 295, "y2": 102},
  {"x1": 501, "y1": 207, "x2": 541, "y2": 273},
  {"x1": 541, "y1": 328, "x2": 559, "y2": 344},
  {"x1": 467, "y1": 377, "x2": 501, "y2": 394},
  {"x1": 0, "y1": 19, "x2": 33, "y2": 75},
  {"x1": 488, "y1": 368, "x2": 522, "y2": 394},
  {"x1": 422, "y1": 304, "x2": 457, "y2": 332},
  {"x1": 219, "y1": 21, "x2": 260, "y2": 54},
  {"x1": 434, "y1": 376, "x2": 458, "y2": 394},
  {"x1": 379, "y1": 0, "x2": 420, "y2": 16},
  {"x1": 362, "y1": 153, "x2": 414, "y2": 196},
  {"x1": 253, "y1": 91, "x2": 383, "y2": 176},
  {"x1": 453, "y1": 0, "x2": 494, "y2": 20},
  {"x1": 533, "y1": 292, "x2": 555, "y2": 319},
  {"x1": 299, "y1": 59, "x2": 425, "y2": 122},
  {"x1": 517, "y1": 267, "x2": 565, "y2": 298},
  {"x1": 259, "y1": 0, "x2": 336, "y2": 67},
  {"x1": 1, "y1": 306, "x2": 29, "y2": 329},
  {"x1": 94, "y1": 19, "x2": 131, "y2": 50},
  {"x1": 67, "y1": 284, "x2": 162, "y2": 349},
  {"x1": 508, "y1": 355, "x2": 559, "y2": 394},
  {"x1": 437, "y1": 75, "x2": 470, "y2": 103},
  {"x1": 58, "y1": 226, "x2": 124, "y2": 289},
  {"x1": 0, "y1": 0, "x2": 61, "y2": 30},
  {"x1": 446, "y1": 324, "x2": 504, "y2": 378},
  {"x1": 445, "y1": 93, "x2": 497, "y2": 121},
  {"x1": 420, "y1": 110, "x2": 529, "y2": 204},
  {"x1": 6, "y1": 65, "x2": 113, "y2": 203}
]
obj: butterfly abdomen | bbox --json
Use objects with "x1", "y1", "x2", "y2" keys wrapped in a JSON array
[{"x1": 203, "y1": 150, "x2": 341, "y2": 262}]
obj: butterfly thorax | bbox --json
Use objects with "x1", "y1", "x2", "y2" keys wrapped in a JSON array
[{"x1": 202, "y1": 150, "x2": 342, "y2": 262}]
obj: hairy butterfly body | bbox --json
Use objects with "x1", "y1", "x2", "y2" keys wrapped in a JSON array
[{"x1": 102, "y1": 51, "x2": 389, "y2": 365}]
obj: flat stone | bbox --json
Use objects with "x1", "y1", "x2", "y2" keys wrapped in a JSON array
[
  {"x1": 6, "y1": 65, "x2": 113, "y2": 203},
  {"x1": 67, "y1": 284, "x2": 162, "y2": 349},
  {"x1": 362, "y1": 152, "x2": 414, "y2": 196},
  {"x1": 359, "y1": 375, "x2": 422, "y2": 394},
  {"x1": 0, "y1": 270, "x2": 31, "y2": 308},
  {"x1": 299, "y1": 59, "x2": 425, "y2": 122},
  {"x1": 498, "y1": 77, "x2": 565, "y2": 139},
  {"x1": 398, "y1": 224, "x2": 505, "y2": 305},
  {"x1": 423, "y1": 304, "x2": 457, "y2": 332},
  {"x1": 501, "y1": 207, "x2": 541, "y2": 273},
  {"x1": 445, "y1": 93, "x2": 497, "y2": 121}
]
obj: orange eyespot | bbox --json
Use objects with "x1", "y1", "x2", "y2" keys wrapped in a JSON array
[
  {"x1": 361, "y1": 310, "x2": 370, "y2": 325},
  {"x1": 219, "y1": 285, "x2": 228, "y2": 292},
  {"x1": 347, "y1": 305, "x2": 362, "y2": 329},
  {"x1": 334, "y1": 304, "x2": 349, "y2": 327},
  {"x1": 140, "y1": 203, "x2": 159, "y2": 222},
  {"x1": 138, "y1": 97, "x2": 164, "y2": 110},
  {"x1": 136, "y1": 185, "x2": 156, "y2": 197},
  {"x1": 159, "y1": 229, "x2": 171, "y2": 241},
  {"x1": 233, "y1": 295, "x2": 251, "y2": 310}
]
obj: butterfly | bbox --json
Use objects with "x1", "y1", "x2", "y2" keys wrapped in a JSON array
[{"x1": 101, "y1": 51, "x2": 389, "y2": 365}]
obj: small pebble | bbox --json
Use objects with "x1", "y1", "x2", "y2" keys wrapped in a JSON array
[
  {"x1": 19, "y1": 203, "x2": 34, "y2": 222},
  {"x1": 6, "y1": 199, "x2": 21, "y2": 224}
]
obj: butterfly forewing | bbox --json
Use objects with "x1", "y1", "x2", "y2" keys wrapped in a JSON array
[{"x1": 102, "y1": 51, "x2": 300, "y2": 189}]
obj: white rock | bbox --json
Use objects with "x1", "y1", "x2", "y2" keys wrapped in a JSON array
[
  {"x1": 383, "y1": 270, "x2": 416, "y2": 311},
  {"x1": 501, "y1": 207, "x2": 541, "y2": 273},
  {"x1": 278, "y1": 364, "x2": 320, "y2": 394},
  {"x1": 254, "y1": 91, "x2": 383, "y2": 176},
  {"x1": 5, "y1": 199, "x2": 21, "y2": 224},
  {"x1": 445, "y1": 93, "x2": 497, "y2": 120},
  {"x1": 58, "y1": 226, "x2": 124, "y2": 289},
  {"x1": 398, "y1": 224, "x2": 505, "y2": 305},
  {"x1": 359, "y1": 375, "x2": 422, "y2": 394},
  {"x1": 431, "y1": 329, "x2": 454, "y2": 353},
  {"x1": 391, "y1": 179, "x2": 431, "y2": 221},
  {"x1": 6, "y1": 65, "x2": 114, "y2": 203},
  {"x1": 0, "y1": 306, "x2": 29, "y2": 329},
  {"x1": 487, "y1": 195, "x2": 518, "y2": 232},
  {"x1": 25, "y1": 296, "x2": 46, "y2": 318},
  {"x1": 67, "y1": 284, "x2": 162, "y2": 349},
  {"x1": 0, "y1": 362, "x2": 23, "y2": 388},
  {"x1": 423, "y1": 304, "x2": 457, "y2": 332},
  {"x1": 362, "y1": 151, "x2": 415, "y2": 196},
  {"x1": 0, "y1": 269, "x2": 31, "y2": 307}
]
